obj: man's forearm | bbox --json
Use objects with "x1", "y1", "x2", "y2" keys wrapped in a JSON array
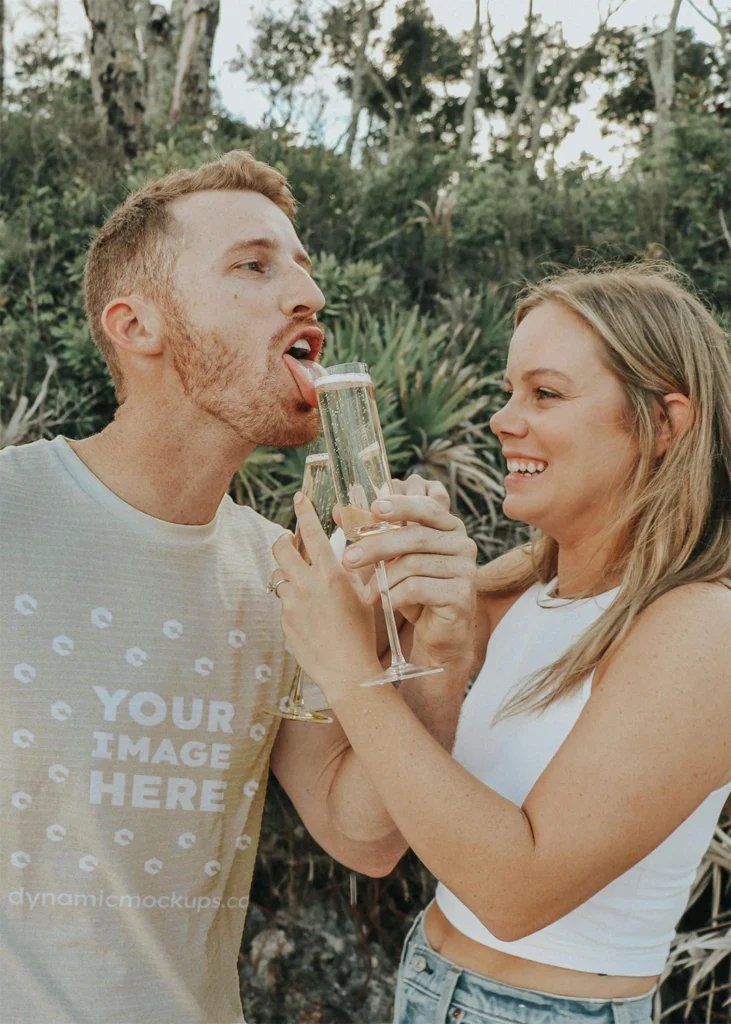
[{"x1": 325, "y1": 655, "x2": 470, "y2": 872}]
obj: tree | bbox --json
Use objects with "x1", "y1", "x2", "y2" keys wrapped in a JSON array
[
  {"x1": 484, "y1": 0, "x2": 628, "y2": 164},
  {"x1": 349, "y1": 0, "x2": 467, "y2": 156},
  {"x1": 644, "y1": 0, "x2": 683, "y2": 149},
  {"x1": 459, "y1": 0, "x2": 483, "y2": 156},
  {"x1": 686, "y1": 0, "x2": 731, "y2": 96},
  {"x1": 599, "y1": 24, "x2": 726, "y2": 136},
  {"x1": 324, "y1": 0, "x2": 386, "y2": 164},
  {"x1": 169, "y1": 0, "x2": 220, "y2": 123},
  {"x1": 82, "y1": 0, "x2": 220, "y2": 153},
  {"x1": 232, "y1": 0, "x2": 318, "y2": 130},
  {"x1": 1, "y1": 0, "x2": 5, "y2": 108},
  {"x1": 140, "y1": 1, "x2": 184, "y2": 127},
  {"x1": 83, "y1": 0, "x2": 146, "y2": 156}
]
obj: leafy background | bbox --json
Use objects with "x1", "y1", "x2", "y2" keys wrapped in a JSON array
[{"x1": 1, "y1": 1, "x2": 729, "y2": 1020}]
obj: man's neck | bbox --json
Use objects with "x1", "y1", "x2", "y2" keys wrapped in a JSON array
[{"x1": 68, "y1": 398, "x2": 253, "y2": 526}]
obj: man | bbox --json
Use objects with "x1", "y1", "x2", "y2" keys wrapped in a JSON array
[{"x1": 0, "y1": 151, "x2": 473, "y2": 1023}]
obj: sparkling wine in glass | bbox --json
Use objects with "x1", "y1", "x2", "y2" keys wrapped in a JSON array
[
  {"x1": 267, "y1": 452, "x2": 336, "y2": 724},
  {"x1": 314, "y1": 362, "x2": 444, "y2": 687}
]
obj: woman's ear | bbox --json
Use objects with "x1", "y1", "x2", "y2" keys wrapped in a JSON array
[{"x1": 655, "y1": 393, "x2": 694, "y2": 457}]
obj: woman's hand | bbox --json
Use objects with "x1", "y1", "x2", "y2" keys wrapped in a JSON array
[
  {"x1": 341, "y1": 484, "x2": 478, "y2": 668},
  {"x1": 271, "y1": 496, "x2": 383, "y2": 703}
]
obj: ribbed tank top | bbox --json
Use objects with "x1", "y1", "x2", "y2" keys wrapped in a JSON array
[{"x1": 435, "y1": 579, "x2": 731, "y2": 975}]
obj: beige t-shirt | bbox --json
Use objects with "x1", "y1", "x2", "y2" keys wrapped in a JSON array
[{"x1": 0, "y1": 437, "x2": 324, "y2": 1024}]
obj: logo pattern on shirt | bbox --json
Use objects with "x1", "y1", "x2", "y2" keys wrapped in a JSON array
[{"x1": 10, "y1": 593, "x2": 288, "y2": 882}]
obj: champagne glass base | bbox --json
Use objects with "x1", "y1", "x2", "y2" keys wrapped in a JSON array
[
  {"x1": 266, "y1": 703, "x2": 333, "y2": 724},
  {"x1": 361, "y1": 663, "x2": 444, "y2": 688}
]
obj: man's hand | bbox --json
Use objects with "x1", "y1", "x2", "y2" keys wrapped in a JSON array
[{"x1": 272, "y1": 497, "x2": 383, "y2": 703}]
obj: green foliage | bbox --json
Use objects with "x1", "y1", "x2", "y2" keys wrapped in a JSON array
[
  {"x1": 310, "y1": 252, "x2": 407, "y2": 321},
  {"x1": 2, "y1": 9, "x2": 730, "y2": 1022}
]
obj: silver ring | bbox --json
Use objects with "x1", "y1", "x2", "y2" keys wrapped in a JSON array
[{"x1": 267, "y1": 578, "x2": 289, "y2": 596}]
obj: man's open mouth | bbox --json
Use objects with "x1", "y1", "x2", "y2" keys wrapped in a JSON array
[
  {"x1": 281, "y1": 327, "x2": 324, "y2": 407},
  {"x1": 282, "y1": 326, "x2": 324, "y2": 363}
]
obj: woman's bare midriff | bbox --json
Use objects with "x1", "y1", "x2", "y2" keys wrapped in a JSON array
[{"x1": 424, "y1": 902, "x2": 658, "y2": 1000}]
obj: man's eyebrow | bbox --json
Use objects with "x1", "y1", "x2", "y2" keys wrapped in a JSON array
[
  {"x1": 221, "y1": 237, "x2": 313, "y2": 273},
  {"x1": 502, "y1": 368, "x2": 575, "y2": 386}
]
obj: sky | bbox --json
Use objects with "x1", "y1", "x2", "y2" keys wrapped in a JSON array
[{"x1": 5, "y1": 0, "x2": 725, "y2": 169}]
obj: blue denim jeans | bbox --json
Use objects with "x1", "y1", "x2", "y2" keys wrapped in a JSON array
[{"x1": 393, "y1": 909, "x2": 655, "y2": 1024}]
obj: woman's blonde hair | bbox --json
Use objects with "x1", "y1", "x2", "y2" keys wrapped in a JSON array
[{"x1": 488, "y1": 263, "x2": 731, "y2": 718}]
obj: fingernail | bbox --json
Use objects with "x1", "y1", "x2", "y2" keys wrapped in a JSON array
[
  {"x1": 344, "y1": 546, "x2": 363, "y2": 563},
  {"x1": 375, "y1": 499, "x2": 393, "y2": 514},
  {"x1": 294, "y1": 491, "x2": 304, "y2": 506}
]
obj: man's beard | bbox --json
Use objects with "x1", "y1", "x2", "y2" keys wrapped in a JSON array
[{"x1": 164, "y1": 303, "x2": 320, "y2": 449}]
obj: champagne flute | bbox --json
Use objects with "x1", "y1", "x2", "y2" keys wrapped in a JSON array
[
  {"x1": 267, "y1": 452, "x2": 336, "y2": 724},
  {"x1": 314, "y1": 362, "x2": 444, "y2": 688}
]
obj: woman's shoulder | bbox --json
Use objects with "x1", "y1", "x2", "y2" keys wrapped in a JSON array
[
  {"x1": 598, "y1": 580, "x2": 730, "y2": 697},
  {"x1": 637, "y1": 580, "x2": 731, "y2": 635}
]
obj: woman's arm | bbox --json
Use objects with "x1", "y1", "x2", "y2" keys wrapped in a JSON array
[
  {"x1": 270, "y1": 489, "x2": 476, "y2": 876},
  {"x1": 275, "y1": 502, "x2": 731, "y2": 942}
]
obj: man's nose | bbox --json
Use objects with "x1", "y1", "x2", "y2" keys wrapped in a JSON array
[{"x1": 284, "y1": 267, "x2": 325, "y2": 318}]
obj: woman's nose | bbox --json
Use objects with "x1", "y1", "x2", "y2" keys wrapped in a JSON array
[{"x1": 490, "y1": 395, "x2": 528, "y2": 438}]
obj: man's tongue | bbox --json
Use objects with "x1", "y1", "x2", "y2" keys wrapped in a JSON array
[{"x1": 282, "y1": 353, "x2": 323, "y2": 408}]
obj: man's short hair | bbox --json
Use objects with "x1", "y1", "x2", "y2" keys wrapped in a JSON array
[{"x1": 84, "y1": 150, "x2": 296, "y2": 401}]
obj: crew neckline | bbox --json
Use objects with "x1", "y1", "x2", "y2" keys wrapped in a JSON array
[
  {"x1": 50, "y1": 436, "x2": 229, "y2": 545},
  {"x1": 538, "y1": 577, "x2": 620, "y2": 610}
]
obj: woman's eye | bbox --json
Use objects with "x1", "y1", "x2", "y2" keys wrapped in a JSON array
[{"x1": 535, "y1": 388, "x2": 559, "y2": 401}]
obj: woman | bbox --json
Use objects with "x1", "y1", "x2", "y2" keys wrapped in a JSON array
[{"x1": 271, "y1": 265, "x2": 731, "y2": 1024}]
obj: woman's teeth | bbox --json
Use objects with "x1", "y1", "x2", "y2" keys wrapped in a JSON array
[{"x1": 508, "y1": 460, "x2": 547, "y2": 476}]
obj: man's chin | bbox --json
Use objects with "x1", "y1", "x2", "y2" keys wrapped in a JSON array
[{"x1": 254, "y1": 407, "x2": 321, "y2": 449}]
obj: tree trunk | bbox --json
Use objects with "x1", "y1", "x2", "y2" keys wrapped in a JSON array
[
  {"x1": 170, "y1": 0, "x2": 220, "y2": 124},
  {"x1": 506, "y1": 1, "x2": 537, "y2": 160},
  {"x1": 344, "y1": 0, "x2": 371, "y2": 165},
  {"x1": 459, "y1": 0, "x2": 482, "y2": 156},
  {"x1": 82, "y1": 0, "x2": 146, "y2": 157},
  {"x1": 139, "y1": 1, "x2": 183, "y2": 126},
  {"x1": 0, "y1": 0, "x2": 5, "y2": 109},
  {"x1": 645, "y1": 0, "x2": 682, "y2": 150}
]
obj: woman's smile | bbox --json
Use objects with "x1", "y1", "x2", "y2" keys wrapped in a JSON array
[{"x1": 503, "y1": 453, "x2": 549, "y2": 482}]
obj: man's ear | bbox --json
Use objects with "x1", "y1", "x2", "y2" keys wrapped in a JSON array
[
  {"x1": 655, "y1": 392, "x2": 694, "y2": 457},
  {"x1": 101, "y1": 295, "x2": 164, "y2": 358}
]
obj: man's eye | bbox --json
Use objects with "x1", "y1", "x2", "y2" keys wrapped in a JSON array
[{"x1": 237, "y1": 260, "x2": 264, "y2": 272}]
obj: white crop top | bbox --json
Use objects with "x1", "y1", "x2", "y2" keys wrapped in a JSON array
[{"x1": 435, "y1": 579, "x2": 731, "y2": 976}]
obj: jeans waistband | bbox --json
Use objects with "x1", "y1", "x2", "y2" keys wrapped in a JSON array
[{"x1": 400, "y1": 908, "x2": 656, "y2": 1024}]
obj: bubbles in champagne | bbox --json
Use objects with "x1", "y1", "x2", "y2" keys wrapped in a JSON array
[
  {"x1": 315, "y1": 373, "x2": 399, "y2": 542},
  {"x1": 295, "y1": 453, "x2": 337, "y2": 560}
]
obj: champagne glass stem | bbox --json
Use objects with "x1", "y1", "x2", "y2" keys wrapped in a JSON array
[
  {"x1": 375, "y1": 560, "x2": 407, "y2": 669},
  {"x1": 289, "y1": 665, "x2": 306, "y2": 707}
]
